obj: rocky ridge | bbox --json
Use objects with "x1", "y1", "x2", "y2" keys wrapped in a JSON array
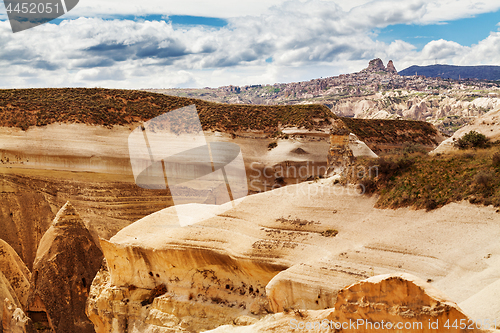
[
  {"x1": 150, "y1": 59, "x2": 500, "y2": 135},
  {"x1": 208, "y1": 273, "x2": 492, "y2": 333}
]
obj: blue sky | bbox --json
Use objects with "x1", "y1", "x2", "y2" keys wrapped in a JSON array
[
  {"x1": 0, "y1": 0, "x2": 500, "y2": 88},
  {"x1": 378, "y1": 9, "x2": 500, "y2": 49}
]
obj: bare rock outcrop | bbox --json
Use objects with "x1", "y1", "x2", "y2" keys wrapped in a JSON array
[
  {"x1": 266, "y1": 258, "x2": 368, "y2": 313},
  {"x1": 328, "y1": 273, "x2": 485, "y2": 332},
  {"x1": 86, "y1": 178, "x2": 500, "y2": 333},
  {"x1": 326, "y1": 120, "x2": 355, "y2": 176},
  {"x1": 208, "y1": 274, "x2": 492, "y2": 333},
  {"x1": 0, "y1": 183, "x2": 55, "y2": 271},
  {"x1": 28, "y1": 202, "x2": 103, "y2": 333},
  {"x1": 386, "y1": 60, "x2": 398, "y2": 74},
  {"x1": 364, "y1": 58, "x2": 386, "y2": 72}
]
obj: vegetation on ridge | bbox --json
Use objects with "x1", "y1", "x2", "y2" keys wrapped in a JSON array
[
  {"x1": 355, "y1": 147, "x2": 500, "y2": 210},
  {"x1": 0, "y1": 88, "x2": 441, "y2": 148},
  {"x1": 0, "y1": 88, "x2": 332, "y2": 132}
]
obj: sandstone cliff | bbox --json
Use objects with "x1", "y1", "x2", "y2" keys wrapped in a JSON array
[
  {"x1": 28, "y1": 202, "x2": 103, "y2": 333},
  {"x1": 87, "y1": 179, "x2": 500, "y2": 333},
  {"x1": 0, "y1": 239, "x2": 31, "y2": 311},
  {"x1": 2, "y1": 298, "x2": 29, "y2": 333},
  {"x1": 328, "y1": 273, "x2": 484, "y2": 333}
]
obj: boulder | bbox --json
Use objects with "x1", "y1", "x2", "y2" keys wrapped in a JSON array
[{"x1": 28, "y1": 202, "x2": 103, "y2": 333}]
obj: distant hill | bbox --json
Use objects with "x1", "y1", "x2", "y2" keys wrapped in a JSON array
[{"x1": 399, "y1": 64, "x2": 500, "y2": 81}]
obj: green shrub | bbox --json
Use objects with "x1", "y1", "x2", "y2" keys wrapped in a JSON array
[
  {"x1": 268, "y1": 142, "x2": 278, "y2": 150},
  {"x1": 321, "y1": 229, "x2": 339, "y2": 237},
  {"x1": 455, "y1": 131, "x2": 490, "y2": 149}
]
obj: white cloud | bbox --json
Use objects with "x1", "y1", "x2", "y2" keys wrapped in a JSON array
[{"x1": 1, "y1": 0, "x2": 500, "y2": 88}]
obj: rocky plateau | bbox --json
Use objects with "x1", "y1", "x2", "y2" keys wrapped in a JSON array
[{"x1": 0, "y1": 79, "x2": 498, "y2": 333}]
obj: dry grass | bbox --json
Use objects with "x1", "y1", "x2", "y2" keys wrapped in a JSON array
[
  {"x1": 340, "y1": 117, "x2": 439, "y2": 146},
  {"x1": 0, "y1": 88, "x2": 332, "y2": 133},
  {"x1": 354, "y1": 147, "x2": 500, "y2": 210}
]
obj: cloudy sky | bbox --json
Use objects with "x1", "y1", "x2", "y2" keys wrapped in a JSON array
[{"x1": 1, "y1": 0, "x2": 500, "y2": 89}]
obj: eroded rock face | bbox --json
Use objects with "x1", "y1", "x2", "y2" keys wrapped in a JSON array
[
  {"x1": 0, "y1": 239, "x2": 31, "y2": 312},
  {"x1": 2, "y1": 298, "x2": 29, "y2": 333},
  {"x1": 328, "y1": 273, "x2": 485, "y2": 332},
  {"x1": 326, "y1": 120, "x2": 355, "y2": 176},
  {"x1": 28, "y1": 202, "x2": 103, "y2": 333},
  {"x1": 86, "y1": 180, "x2": 500, "y2": 333},
  {"x1": 266, "y1": 260, "x2": 366, "y2": 313},
  {"x1": 208, "y1": 274, "x2": 490, "y2": 333},
  {"x1": 386, "y1": 60, "x2": 398, "y2": 74},
  {"x1": 0, "y1": 184, "x2": 55, "y2": 271},
  {"x1": 365, "y1": 58, "x2": 386, "y2": 72}
]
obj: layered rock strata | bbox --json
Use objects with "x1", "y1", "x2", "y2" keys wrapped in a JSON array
[
  {"x1": 328, "y1": 273, "x2": 485, "y2": 333},
  {"x1": 87, "y1": 179, "x2": 500, "y2": 333}
]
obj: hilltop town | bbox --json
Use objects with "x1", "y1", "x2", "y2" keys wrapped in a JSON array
[{"x1": 150, "y1": 59, "x2": 500, "y2": 135}]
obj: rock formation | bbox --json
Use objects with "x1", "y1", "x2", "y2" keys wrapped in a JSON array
[
  {"x1": 28, "y1": 202, "x2": 103, "y2": 333},
  {"x1": 328, "y1": 273, "x2": 484, "y2": 332},
  {"x1": 348, "y1": 133, "x2": 378, "y2": 158},
  {"x1": 2, "y1": 298, "x2": 29, "y2": 333},
  {"x1": 364, "y1": 58, "x2": 386, "y2": 72},
  {"x1": 386, "y1": 60, "x2": 398, "y2": 74},
  {"x1": 266, "y1": 258, "x2": 367, "y2": 313},
  {"x1": 87, "y1": 179, "x2": 500, "y2": 333},
  {"x1": 0, "y1": 185, "x2": 54, "y2": 271},
  {"x1": 207, "y1": 274, "x2": 491, "y2": 332},
  {"x1": 326, "y1": 119, "x2": 355, "y2": 177}
]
